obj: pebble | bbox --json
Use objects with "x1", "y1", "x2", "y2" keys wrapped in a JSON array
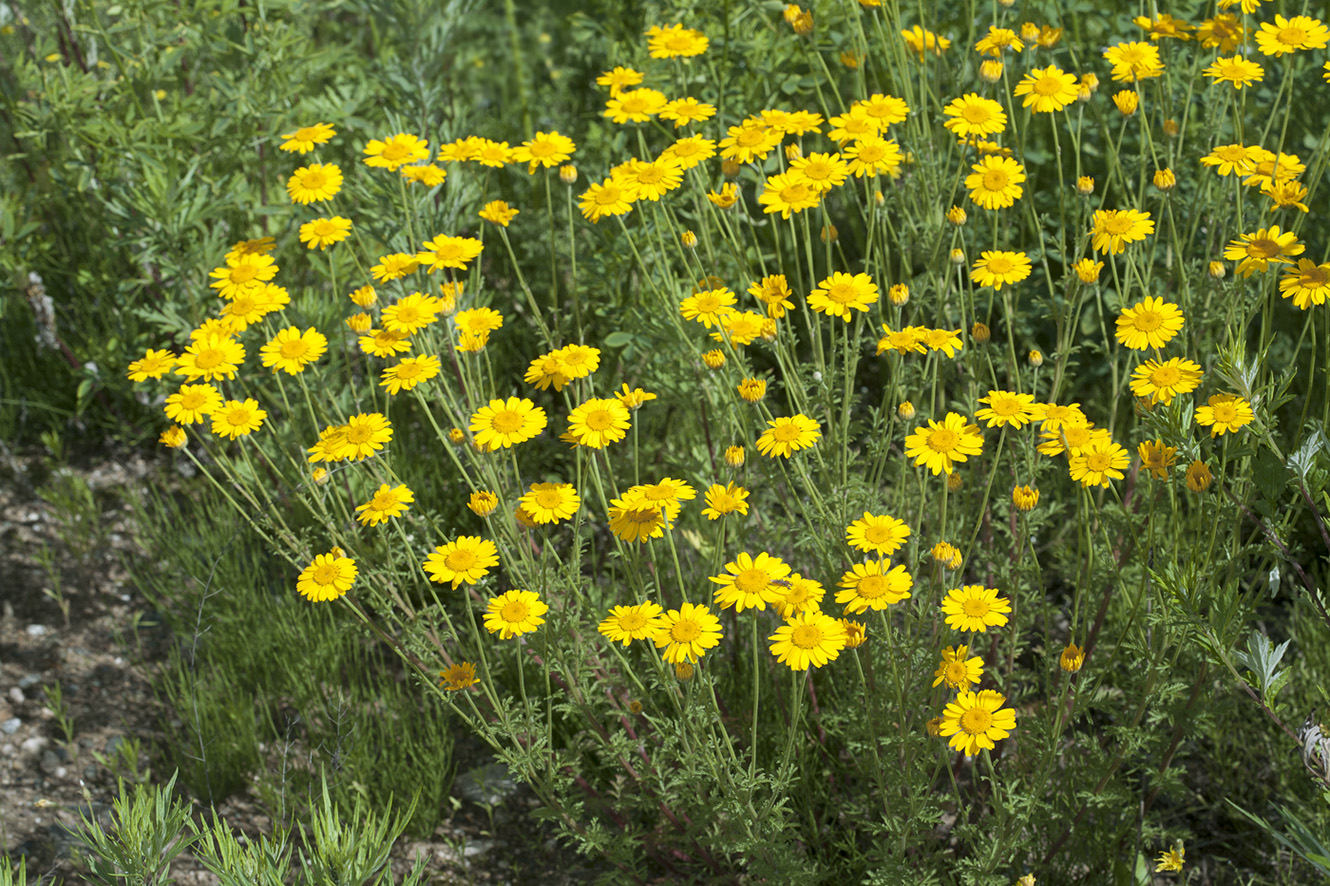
[
  {"x1": 18, "y1": 675, "x2": 42, "y2": 690},
  {"x1": 20, "y1": 737, "x2": 48, "y2": 758},
  {"x1": 1, "y1": 718, "x2": 20, "y2": 735},
  {"x1": 26, "y1": 625, "x2": 47, "y2": 638},
  {"x1": 1, "y1": 744, "x2": 13, "y2": 756},
  {"x1": 463, "y1": 839, "x2": 495, "y2": 859},
  {"x1": 8, "y1": 688, "x2": 24, "y2": 705}
]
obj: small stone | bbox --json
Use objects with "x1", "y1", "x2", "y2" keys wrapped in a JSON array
[
  {"x1": 20, "y1": 737, "x2": 48, "y2": 758},
  {"x1": 1, "y1": 744, "x2": 14, "y2": 756},
  {"x1": 40, "y1": 750, "x2": 61, "y2": 775},
  {"x1": 1, "y1": 718, "x2": 19, "y2": 735},
  {"x1": 18, "y1": 675, "x2": 41, "y2": 690},
  {"x1": 462, "y1": 839, "x2": 495, "y2": 859},
  {"x1": 26, "y1": 625, "x2": 47, "y2": 638},
  {"x1": 8, "y1": 688, "x2": 24, "y2": 705}
]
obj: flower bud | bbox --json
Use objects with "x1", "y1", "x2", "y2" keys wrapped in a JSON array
[
  {"x1": 1012, "y1": 484, "x2": 1040, "y2": 511},
  {"x1": 558, "y1": 164, "x2": 578, "y2": 184},
  {"x1": 312, "y1": 467, "x2": 329, "y2": 484},
  {"x1": 675, "y1": 661, "x2": 695, "y2": 680},
  {"x1": 1208, "y1": 261, "x2": 1226, "y2": 279},
  {"x1": 1153, "y1": 168, "x2": 1176, "y2": 191},
  {"x1": 448, "y1": 427, "x2": 466, "y2": 443},
  {"x1": 889, "y1": 283, "x2": 910, "y2": 305},
  {"x1": 971, "y1": 321, "x2": 990, "y2": 343},
  {"x1": 725, "y1": 445, "x2": 745, "y2": 466},
  {"x1": 681, "y1": 230, "x2": 698, "y2": 249},
  {"x1": 980, "y1": 59, "x2": 1004, "y2": 83},
  {"x1": 160, "y1": 425, "x2": 187, "y2": 449},
  {"x1": 947, "y1": 472, "x2": 963, "y2": 491},
  {"x1": 1020, "y1": 22, "x2": 1039, "y2": 42},
  {"x1": 1076, "y1": 176, "x2": 1094, "y2": 195},
  {"x1": 703, "y1": 349, "x2": 726, "y2": 369},
  {"x1": 950, "y1": 248, "x2": 966, "y2": 265},
  {"x1": 737, "y1": 377, "x2": 766, "y2": 403},
  {"x1": 1028, "y1": 349, "x2": 1043, "y2": 367},
  {"x1": 1186, "y1": 459, "x2": 1213, "y2": 492},
  {"x1": 897, "y1": 401, "x2": 915, "y2": 420},
  {"x1": 785, "y1": 142, "x2": 803, "y2": 161},
  {"x1": 1113, "y1": 90, "x2": 1138, "y2": 115},
  {"x1": 721, "y1": 158, "x2": 742, "y2": 178},
  {"x1": 1060, "y1": 643, "x2": 1085, "y2": 673},
  {"x1": 1073, "y1": 258, "x2": 1103, "y2": 283},
  {"x1": 1162, "y1": 118, "x2": 1180, "y2": 137},
  {"x1": 946, "y1": 205, "x2": 967, "y2": 225},
  {"x1": 820, "y1": 223, "x2": 838, "y2": 243}
]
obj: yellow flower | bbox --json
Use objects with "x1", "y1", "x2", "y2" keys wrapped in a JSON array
[
  {"x1": 756, "y1": 414, "x2": 822, "y2": 458},
  {"x1": 1186, "y1": 459, "x2": 1213, "y2": 492},
  {"x1": 286, "y1": 163, "x2": 342, "y2": 204},
  {"x1": 680, "y1": 287, "x2": 737, "y2": 328},
  {"x1": 439, "y1": 662, "x2": 478, "y2": 691},
  {"x1": 1012, "y1": 485, "x2": 1040, "y2": 511},
  {"x1": 1154, "y1": 843, "x2": 1185, "y2": 873},
  {"x1": 334, "y1": 413, "x2": 392, "y2": 461},
  {"x1": 725, "y1": 445, "x2": 745, "y2": 466},
  {"x1": 758, "y1": 172, "x2": 822, "y2": 219},
  {"x1": 1103, "y1": 41, "x2": 1164, "y2": 81},
  {"x1": 1059, "y1": 643, "x2": 1085, "y2": 673},
  {"x1": 579, "y1": 178, "x2": 634, "y2": 222},
  {"x1": 1204, "y1": 54, "x2": 1264, "y2": 89},
  {"x1": 845, "y1": 512, "x2": 911, "y2": 557},
  {"x1": 599, "y1": 602, "x2": 666, "y2": 646},
  {"x1": 467, "y1": 490, "x2": 499, "y2": 517},
  {"x1": 299, "y1": 216, "x2": 352, "y2": 249},
  {"x1": 1194, "y1": 394, "x2": 1254, "y2": 436},
  {"x1": 175, "y1": 333, "x2": 245, "y2": 382},
  {"x1": 519, "y1": 482, "x2": 580, "y2": 524},
  {"x1": 596, "y1": 66, "x2": 643, "y2": 95},
  {"x1": 209, "y1": 253, "x2": 278, "y2": 300},
  {"x1": 363, "y1": 133, "x2": 430, "y2": 170},
  {"x1": 297, "y1": 551, "x2": 357, "y2": 602},
  {"x1": 279, "y1": 122, "x2": 336, "y2": 154},
  {"x1": 620, "y1": 478, "x2": 696, "y2": 520},
  {"x1": 1255, "y1": 15, "x2": 1328, "y2": 56},
  {"x1": 484, "y1": 590, "x2": 548, "y2": 639},
  {"x1": 1068, "y1": 439, "x2": 1131, "y2": 487},
  {"x1": 1223, "y1": 225, "x2": 1304, "y2": 276},
  {"x1": 807, "y1": 272, "x2": 879, "y2": 320},
  {"x1": 901, "y1": 25, "x2": 951, "y2": 58},
  {"x1": 159, "y1": 425, "x2": 187, "y2": 449},
  {"x1": 424, "y1": 536, "x2": 499, "y2": 588},
  {"x1": 607, "y1": 500, "x2": 666, "y2": 542},
  {"x1": 975, "y1": 390, "x2": 1039, "y2": 429},
  {"x1": 836, "y1": 561, "x2": 913, "y2": 613},
  {"x1": 942, "y1": 93, "x2": 1007, "y2": 139},
  {"x1": 933, "y1": 645, "x2": 984, "y2": 689},
  {"x1": 1013, "y1": 65, "x2": 1078, "y2": 112},
  {"x1": 1115, "y1": 297, "x2": 1184, "y2": 350},
  {"x1": 966, "y1": 156, "x2": 1025, "y2": 210},
  {"x1": 1112, "y1": 90, "x2": 1139, "y2": 114},
  {"x1": 906, "y1": 413, "x2": 983, "y2": 475},
  {"x1": 1129, "y1": 358, "x2": 1202, "y2": 404},
  {"x1": 1279, "y1": 259, "x2": 1330, "y2": 309},
  {"x1": 127, "y1": 348, "x2": 178, "y2": 382},
  {"x1": 604, "y1": 87, "x2": 668, "y2": 124},
  {"x1": 702, "y1": 482, "x2": 750, "y2": 520},
  {"x1": 769, "y1": 611, "x2": 848, "y2": 670},
  {"x1": 478, "y1": 200, "x2": 519, "y2": 227},
  {"x1": 711, "y1": 551, "x2": 791, "y2": 613},
  {"x1": 511, "y1": 130, "x2": 576, "y2": 170},
  {"x1": 970, "y1": 251, "x2": 1031, "y2": 290},
  {"x1": 614, "y1": 383, "x2": 657, "y2": 409},
  {"x1": 653, "y1": 602, "x2": 723, "y2": 664},
  {"x1": 380, "y1": 354, "x2": 442, "y2": 395},
  {"x1": 356, "y1": 484, "x2": 413, "y2": 527},
  {"x1": 1090, "y1": 209, "x2": 1154, "y2": 254},
  {"x1": 370, "y1": 252, "x2": 420, "y2": 282},
  {"x1": 942, "y1": 585, "x2": 1011, "y2": 631},
  {"x1": 416, "y1": 234, "x2": 483, "y2": 273},
  {"x1": 974, "y1": 25, "x2": 1024, "y2": 55},
  {"x1": 644, "y1": 23, "x2": 709, "y2": 58},
  {"x1": 567, "y1": 397, "x2": 631, "y2": 448},
  {"x1": 939, "y1": 689, "x2": 1017, "y2": 756},
  {"x1": 260, "y1": 326, "x2": 327, "y2": 375},
  {"x1": 1138, "y1": 439, "x2": 1178, "y2": 480}
]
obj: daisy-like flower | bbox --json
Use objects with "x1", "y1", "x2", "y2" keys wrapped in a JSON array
[
  {"x1": 1115, "y1": 297, "x2": 1184, "y2": 350},
  {"x1": 596, "y1": 66, "x2": 643, "y2": 95},
  {"x1": 400, "y1": 164, "x2": 446, "y2": 186},
  {"x1": 1194, "y1": 394, "x2": 1254, "y2": 436},
  {"x1": 1134, "y1": 13, "x2": 1194, "y2": 41},
  {"x1": 455, "y1": 308, "x2": 504, "y2": 344},
  {"x1": 877, "y1": 324, "x2": 926, "y2": 356},
  {"x1": 511, "y1": 130, "x2": 576, "y2": 170},
  {"x1": 279, "y1": 122, "x2": 335, "y2": 154},
  {"x1": 382, "y1": 292, "x2": 445, "y2": 335},
  {"x1": 1186, "y1": 459, "x2": 1214, "y2": 492},
  {"x1": 807, "y1": 271, "x2": 879, "y2": 320},
  {"x1": 1204, "y1": 55, "x2": 1264, "y2": 89},
  {"x1": 1069, "y1": 439, "x2": 1130, "y2": 487},
  {"x1": 299, "y1": 216, "x2": 352, "y2": 250},
  {"x1": 758, "y1": 172, "x2": 822, "y2": 219},
  {"x1": 654, "y1": 602, "x2": 723, "y2": 664},
  {"x1": 845, "y1": 512, "x2": 911, "y2": 557},
  {"x1": 579, "y1": 178, "x2": 634, "y2": 222},
  {"x1": 484, "y1": 590, "x2": 548, "y2": 639},
  {"x1": 975, "y1": 390, "x2": 1039, "y2": 428},
  {"x1": 1242, "y1": 151, "x2": 1304, "y2": 189},
  {"x1": 1090, "y1": 209, "x2": 1154, "y2": 254},
  {"x1": 567, "y1": 397, "x2": 631, "y2": 449},
  {"x1": 1155, "y1": 843, "x2": 1185, "y2": 873},
  {"x1": 209, "y1": 253, "x2": 277, "y2": 300},
  {"x1": 176, "y1": 333, "x2": 245, "y2": 382},
  {"x1": 1012, "y1": 484, "x2": 1040, "y2": 511},
  {"x1": 1037, "y1": 420, "x2": 1109, "y2": 458},
  {"x1": 359, "y1": 329, "x2": 411, "y2": 359},
  {"x1": 478, "y1": 201, "x2": 519, "y2": 227},
  {"x1": 769, "y1": 611, "x2": 847, "y2": 670},
  {"x1": 1198, "y1": 14, "x2": 1244, "y2": 52},
  {"x1": 1255, "y1": 15, "x2": 1328, "y2": 56},
  {"x1": 519, "y1": 482, "x2": 580, "y2": 524},
  {"x1": 825, "y1": 109, "x2": 880, "y2": 142},
  {"x1": 718, "y1": 120, "x2": 783, "y2": 163},
  {"x1": 363, "y1": 133, "x2": 430, "y2": 170},
  {"x1": 748, "y1": 274, "x2": 795, "y2": 319},
  {"x1": 711, "y1": 551, "x2": 791, "y2": 613},
  {"x1": 1059, "y1": 643, "x2": 1086, "y2": 673},
  {"x1": 370, "y1": 253, "x2": 420, "y2": 282},
  {"x1": 424, "y1": 536, "x2": 499, "y2": 588},
  {"x1": 1032, "y1": 401, "x2": 1087, "y2": 430},
  {"x1": 286, "y1": 163, "x2": 342, "y2": 204},
  {"x1": 767, "y1": 574, "x2": 823, "y2": 618},
  {"x1": 966, "y1": 156, "x2": 1025, "y2": 210},
  {"x1": 467, "y1": 491, "x2": 499, "y2": 518},
  {"x1": 598, "y1": 601, "x2": 666, "y2": 646},
  {"x1": 938, "y1": 689, "x2": 1017, "y2": 756},
  {"x1": 127, "y1": 348, "x2": 177, "y2": 382},
  {"x1": 659, "y1": 97, "x2": 716, "y2": 127},
  {"x1": 1201, "y1": 143, "x2": 1262, "y2": 177},
  {"x1": 260, "y1": 326, "x2": 327, "y2": 375},
  {"x1": 921, "y1": 327, "x2": 964, "y2": 357},
  {"x1": 1013, "y1": 65, "x2": 1079, "y2": 112},
  {"x1": 617, "y1": 156, "x2": 684, "y2": 202},
  {"x1": 416, "y1": 234, "x2": 483, "y2": 273},
  {"x1": 842, "y1": 136, "x2": 903, "y2": 178},
  {"x1": 906, "y1": 413, "x2": 983, "y2": 475},
  {"x1": 854, "y1": 93, "x2": 910, "y2": 127},
  {"x1": 356, "y1": 484, "x2": 413, "y2": 527},
  {"x1": 942, "y1": 94, "x2": 1007, "y2": 139},
  {"x1": 901, "y1": 25, "x2": 951, "y2": 58},
  {"x1": 1263, "y1": 179, "x2": 1310, "y2": 213},
  {"x1": 380, "y1": 354, "x2": 441, "y2": 395},
  {"x1": 702, "y1": 482, "x2": 750, "y2": 520},
  {"x1": 439, "y1": 662, "x2": 478, "y2": 691},
  {"x1": 607, "y1": 500, "x2": 666, "y2": 542},
  {"x1": 788, "y1": 152, "x2": 850, "y2": 192},
  {"x1": 620, "y1": 478, "x2": 696, "y2": 520},
  {"x1": 335, "y1": 413, "x2": 393, "y2": 461},
  {"x1": 836, "y1": 561, "x2": 913, "y2": 613},
  {"x1": 756, "y1": 414, "x2": 822, "y2": 458},
  {"x1": 1103, "y1": 41, "x2": 1164, "y2": 82},
  {"x1": 1129, "y1": 358, "x2": 1203, "y2": 404},
  {"x1": 713, "y1": 311, "x2": 768, "y2": 347},
  {"x1": 679, "y1": 287, "x2": 738, "y2": 328},
  {"x1": 1279, "y1": 259, "x2": 1330, "y2": 309},
  {"x1": 470, "y1": 397, "x2": 547, "y2": 450},
  {"x1": 1223, "y1": 225, "x2": 1304, "y2": 276},
  {"x1": 604, "y1": 87, "x2": 668, "y2": 123},
  {"x1": 645, "y1": 23, "x2": 709, "y2": 58},
  {"x1": 970, "y1": 250, "x2": 1031, "y2": 290},
  {"x1": 296, "y1": 551, "x2": 357, "y2": 602},
  {"x1": 974, "y1": 25, "x2": 1023, "y2": 55},
  {"x1": 159, "y1": 426, "x2": 186, "y2": 449},
  {"x1": 941, "y1": 585, "x2": 1011, "y2": 632},
  {"x1": 1138, "y1": 439, "x2": 1178, "y2": 480},
  {"x1": 210, "y1": 397, "x2": 267, "y2": 440},
  {"x1": 933, "y1": 645, "x2": 984, "y2": 689},
  {"x1": 164, "y1": 383, "x2": 222, "y2": 425},
  {"x1": 661, "y1": 135, "x2": 717, "y2": 170},
  {"x1": 614, "y1": 384, "x2": 656, "y2": 409}
]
